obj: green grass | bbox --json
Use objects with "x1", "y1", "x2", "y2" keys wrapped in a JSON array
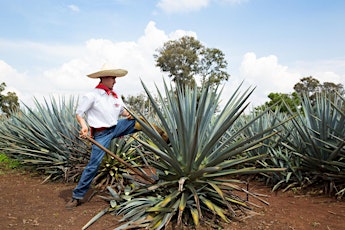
[{"x1": 0, "y1": 153, "x2": 21, "y2": 170}]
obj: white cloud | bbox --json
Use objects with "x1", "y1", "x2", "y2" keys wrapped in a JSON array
[
  {"x1": 0, "y1": 60, "x2": 39, "y2": 106},
  {"x1": 0, "y1": 39, "x2": 85, "y2": 69},
  {"x1": 157, "y1": 0, "x2": 209, "y2": 13},
  {"x1": 221, "y1": 53, "x2": 345, "y2": 109},
  {"x1": 68, "y1": 4, "x2": 80, "y2": 12},
  {"x1": 0, "y1": 21, "x2": 194, "y2": 107},
  {"x1": 240, "y1": 52, "x2": 300, "y2": 93},
  {"x1": 0, "y1": 61, "x2": 22, "y2": 92},
  {"x1": 221, "y1": 52, "x2": 301, "y2": 109},
  {"x1": 1, "y1": 22, "x2": 344, "y2": 111},
  {"x1": 292, "y1": 59, "x2": 345, "y2": 85}
]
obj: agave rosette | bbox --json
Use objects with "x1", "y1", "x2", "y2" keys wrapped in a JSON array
[{"x1": 111, "y1": 81, "x2": 284, "y2": 229}]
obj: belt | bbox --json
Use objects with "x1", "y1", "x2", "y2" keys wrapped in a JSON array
[
  {"x1": 93, "y1": 127, "x2": 109, "y2": 132},
  {"x1": 90, "y1": 125, "x2": 115, "y2": 137}
]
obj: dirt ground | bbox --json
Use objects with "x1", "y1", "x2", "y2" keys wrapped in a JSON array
[{"x1": 1, "y1": 165, "x2": 345, "y2": 230}]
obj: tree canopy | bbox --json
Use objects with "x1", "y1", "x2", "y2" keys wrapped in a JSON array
[
  {"x1": 256, "y1": 92, "x2": 301, "y2": 113},
  {"x1": 256, "y1": 76, "x2": 344, "y2": 112},
  {"x1": 294, "y1": 76, "x2": 344, "y2": 104},
  {"x1": 122, "y1": 93, "x2": 156, "y2": 117},
  {"x1": 0, "y1": 82, "x2": 20, "y2": 116},
  {"x1": 154, "y1": 36, "x2": 230, "y2": 88}
]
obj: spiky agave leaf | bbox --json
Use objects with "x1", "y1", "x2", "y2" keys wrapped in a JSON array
[
  {"x1": 0, "y1": 96, "x2": 89, "y2": 181},
  {"x1": 285, "y1": 92, "x2": 345, "y2": 196},
  {"x1": 82, "y1": 207, "x2": 109, "y2": 230},
  {"x1": 112, "y1": 81, "x2": 285, "y2": 229},
  {"x1": 92, "y1": 134, "x2": 147, "y2": 190}
]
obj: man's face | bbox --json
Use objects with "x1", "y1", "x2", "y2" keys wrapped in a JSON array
[{"x1": 101, "y1": 76, "x2": 116, "y2": 89}]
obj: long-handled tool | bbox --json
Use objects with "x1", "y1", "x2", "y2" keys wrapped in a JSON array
[{"x1": 85, "y1": 136, "x2": 156, "y2": 184}]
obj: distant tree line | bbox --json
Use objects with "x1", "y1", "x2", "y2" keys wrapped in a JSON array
[{"x1": 255, "y1": 76, "x2": 345, "y2": 113}]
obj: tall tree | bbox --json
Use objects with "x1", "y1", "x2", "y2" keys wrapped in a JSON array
[
  {"x1": 0, "y1": 82, "x2": 20, "y2": 116},
  {"x1": 199, "y1": 47, "x2": 230, "y2": 86},
  {"x1": 321, "y1": 82, "x2": 345, "y2": 95},
  {"x1": 293, "y1": 76, "x2": 320, "y2": 104},
  {"x1": 294, "y1": 76, "x2": 344, "y2": 104},
  {"x1": 154, "y1": 36, "x2": 230, "y2": 88}
]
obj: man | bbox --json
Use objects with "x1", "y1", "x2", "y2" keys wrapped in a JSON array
[{"x1": 65, "y1": 65, "x2": 140, "y2": 209}]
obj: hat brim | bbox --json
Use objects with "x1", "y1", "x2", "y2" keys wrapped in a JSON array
[{"x1": 87, "y1": 69, "x2": 128, "y2": 78}]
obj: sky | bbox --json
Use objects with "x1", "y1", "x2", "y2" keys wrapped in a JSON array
[{"x1": 0, "y1": 0, "x2": 344, "y2": 110}]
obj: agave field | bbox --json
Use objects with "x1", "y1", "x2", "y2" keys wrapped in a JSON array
[{"x1": 0, "y1": 81, "x2": 344, "y2": 229}]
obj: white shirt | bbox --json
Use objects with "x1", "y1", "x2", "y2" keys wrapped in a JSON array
[{"x1": 76, "y1": 88, "x2": 125, "y2": 128}]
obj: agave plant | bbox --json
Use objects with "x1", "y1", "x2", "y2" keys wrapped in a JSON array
[
  {"x1": 95, "y1": 81, "x2": 285, "y2": 229},
  {"x1": 234, "y1": 109, "x2": 287, "y2": 163},
  {"x1": 284, "y1": 92, "x2": 345, "y2": 197},
  {"x1": 93, "y1": 134, "x2": 150, "y2": 191},
  {"x1": 0, "y1": 96, "x2": 89, "y2": 181},
  {"x1": 232, "y1": 109, "x2": 299, "y2": 188}
]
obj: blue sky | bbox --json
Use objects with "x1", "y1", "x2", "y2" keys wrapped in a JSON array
[{"x1": 1, "y1": 0, "x2": 344, "y2": 108}]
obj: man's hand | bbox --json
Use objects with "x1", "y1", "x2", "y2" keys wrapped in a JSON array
[
  {"x1": 126, "y1": 114, "x2": 134, "y2": 120},
  {"x1": 122, "y1": 109, "x2": 134, "y2": 120},
  {"x1": 79, "y1": 126, "x2": 88, "y2": 138}
]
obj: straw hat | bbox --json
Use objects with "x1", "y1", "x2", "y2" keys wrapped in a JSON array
[{"x1": 87, "y1": 63, "x2": 128, "y2": 78}]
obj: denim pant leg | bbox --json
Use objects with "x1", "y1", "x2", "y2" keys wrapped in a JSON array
[
  {"x1": 72, "y1": 130, "x2": 113, "y2": 199},
  {"x1": 110, "y1": 119, "x2": 137, "y2": 138},
  {"x1": 72, "y1": 119, "x2": 137, "y2": 199}
]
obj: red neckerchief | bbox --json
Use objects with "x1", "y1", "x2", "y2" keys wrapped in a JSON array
[{"x1": 95, "y1": 83, "x2": 118, "y2": 98}]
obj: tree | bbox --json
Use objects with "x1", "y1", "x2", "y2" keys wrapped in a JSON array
[
  {"x1": 200, "y1": 47, "x2": 230, "y2": 86},
  {"x1": 320, "y1": 82, "x2": 345, "y2": 99},
  {"x1": 256, "y1": 92, "x2": 301, "y2": 113},
  {"x1": 154, "y1": 36, "x2": 230, "y2": 88},
  {"x1": 293, "y1": 76, "x2": 321, "y2": 104},
  {"x1": 256, "y1": 76, "x2": 344, "y2": 112},
  {"x1": 294, "y1": 76, "x2": 345, "y2": 105},
  {"x1": 122, "y1": 93, "x2": 155, "y2": 116},
  {"x1": 0, "y1": 82, "x2": 20, "y2": 116}
]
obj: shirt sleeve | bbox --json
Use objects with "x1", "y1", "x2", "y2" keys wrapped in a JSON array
[
  {"x1": 119, "y1": 98, "x2": 125, "y2": 114},
  {"x1": 76, "y1": 93, "x2": 94, "y2": 117}
]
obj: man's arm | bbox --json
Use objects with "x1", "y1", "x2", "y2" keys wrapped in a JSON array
[{"x1": 76, "y1": 114, "x2": 89, "y2": 138}]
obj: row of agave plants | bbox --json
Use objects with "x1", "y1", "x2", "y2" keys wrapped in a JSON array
[{"x1": 0, "y1": 81, "x2": 344, "y2": 229}]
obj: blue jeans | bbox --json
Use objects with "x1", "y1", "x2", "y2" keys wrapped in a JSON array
[{"x1": 72, "y1": 119, "x2": 137, "y2": 199}]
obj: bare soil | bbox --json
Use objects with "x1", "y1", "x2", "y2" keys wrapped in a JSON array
[{"x1": 1, "y1": 165, "x2": 345, "y2": 230}]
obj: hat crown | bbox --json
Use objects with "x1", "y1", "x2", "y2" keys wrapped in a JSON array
[{"x1": 100, "y1": 63, "x2": 114, "y2": 71}]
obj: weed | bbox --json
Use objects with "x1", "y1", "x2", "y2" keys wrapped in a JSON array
[{"x1": 0, "y1": 153, "x2": 21, "y2": 169}]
